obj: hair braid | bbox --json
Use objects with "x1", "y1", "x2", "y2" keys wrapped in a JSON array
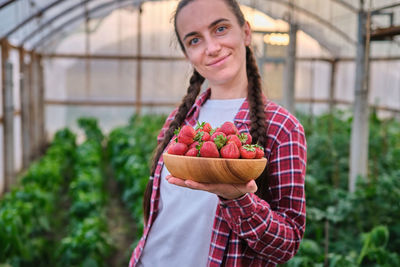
[
  {"x1": 143, "y1": 69, "x2": 204, "y2": 224},
  {"x1": 245, "y1": 46, "x2": 270, "y2": 200},
  {"x1": 246, "y1": 46, "x2": 267, "y2": 148}
]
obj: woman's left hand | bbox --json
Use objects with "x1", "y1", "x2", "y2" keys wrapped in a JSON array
[{"x1": 166, "y1": 175, "x2": 258, "y2": 200}]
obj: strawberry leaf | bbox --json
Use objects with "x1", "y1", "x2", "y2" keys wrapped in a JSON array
[
  {"x1": 242, "y1": 144, "x2": 256, "y2": 152},
  {"x1": 195, "y1": 121, "x2": 206, "y2": 130},
  {"x1": 174, "y1": 127, "x2": 181, "y2": 136},
  {"x1": 214, "y1": 134, "x2": 227, "y2": 150},
  {"x1": 209, "y1": 128, "x2": 216, "y2": 136},
  {"x1": 238, "y1": 133, "x2": 248, "y2": 143},
  {"x1": 254, "y1": 144, "x2": 264, "y2": 150},
  {"x1": 194, "y1": 131, "x2": 205, "y2": 142}
]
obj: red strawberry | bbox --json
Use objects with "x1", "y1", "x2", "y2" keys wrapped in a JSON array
[
  {"x1": 203, "y1": 123, "x2": 212, "y2": 133},
  {"x1": 194, "y1": 130, "x2": 210, "y2": 142},
  {"x1": 211, "y1": 131, "x2": 226, "y2": 141},
  {"x1": 189, "y1": 141, "x2": 200, "y2": 150},
  {"x1": 202, "y1": 132, "x2": 210, "y2": 141},
  {"x1": 177, "y1": 125, "x2": 195, "y2": 145},
  {"x1": 254, "y1": 144, "x2": 265, "y2": 159},
  {"x1": 220, "y1": 122, "x2": 238, "y2": 136},
  {"x1": 238, "y1": 132, "x2": 252, "y2": 145},
  {"x1": 185, "y1": 147, "x2": 199, "y2": 157},
  {"x1": 195, "y1": 121, "x2": 212, "y2": 133},
  {"x1": 220, "y1": 142, "x2": 240, "y2": 159},
  {"x1": 227, "y1": 134, "x2": 242, "y2": 148},
  {"x1": 200, "y1": 141, "x2": 220, "y2": 158},
  {"x1": 167, "y1": 142, "x2": 188, "y2": 155},
  {"x1": 239, "y1": 144, "x2": 256, "y2": 159}
]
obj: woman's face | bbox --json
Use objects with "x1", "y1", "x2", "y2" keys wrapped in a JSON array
[{"x1": 176, "y1": 0, "x2": 251, "y2": 87}]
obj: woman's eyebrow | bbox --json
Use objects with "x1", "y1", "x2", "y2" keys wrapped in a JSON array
[{"x1": 182, "y1": 18, "x2": 229, "y2": 42}]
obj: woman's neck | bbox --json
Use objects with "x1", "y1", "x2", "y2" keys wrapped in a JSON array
[{"x1": 209, "y1": 74, "x2": 248, "y2": 100}]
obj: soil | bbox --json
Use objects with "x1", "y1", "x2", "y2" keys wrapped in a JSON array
[{"x1": 105, "y1": 165, "x2": 136, "y2": 267}]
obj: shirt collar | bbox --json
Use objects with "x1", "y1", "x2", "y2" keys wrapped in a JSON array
[{"x1": 185, "y1": 88, "x2": 267, "y2": 127}]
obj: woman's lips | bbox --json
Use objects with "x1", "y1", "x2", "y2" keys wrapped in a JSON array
[{"x1": 206, "y1": 54, "x2": 230, "y2": 67}]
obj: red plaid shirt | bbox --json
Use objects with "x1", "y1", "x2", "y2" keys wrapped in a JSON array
[{"x1": 130, "y1": 89, "x2": 307, "y2": 266}]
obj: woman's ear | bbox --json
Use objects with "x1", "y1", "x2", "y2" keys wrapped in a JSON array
[{"x1": 243, "y1": 21, "x2": 252, "y2": 46}]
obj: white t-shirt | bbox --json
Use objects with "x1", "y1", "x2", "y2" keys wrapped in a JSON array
[{"x1": 138, "y1": 97, "x2": 245, "y2": 267}]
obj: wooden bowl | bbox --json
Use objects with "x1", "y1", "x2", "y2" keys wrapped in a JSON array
[{"x1": 163, "y1": 153, "x2": 267, "y2": 184}]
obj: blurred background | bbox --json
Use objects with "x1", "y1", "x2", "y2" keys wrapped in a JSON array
[{"x1": 0, "y1": 0, "x2": 399, "y2": 266}]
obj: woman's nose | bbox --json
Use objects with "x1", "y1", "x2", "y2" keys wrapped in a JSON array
[{"x1": 205, "y1": 38, "x2": 221, "y2": 56}]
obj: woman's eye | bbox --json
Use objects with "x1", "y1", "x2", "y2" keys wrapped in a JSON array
[
  {"x1": 216, "y1": 26, "x2": 227, "y2": 33},
  {"x1": 189, "y1": 37, "x2": 200, "y2": 45}
]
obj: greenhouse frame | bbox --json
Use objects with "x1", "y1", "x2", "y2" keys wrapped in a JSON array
[
  {"x1": 1, "y1": 0, "x2": 400, "y2": 266},
  {"x1": 0, "y1": 0, "x2": 399, "y2": 189},
  {"x1": 1, "y1": 0, "x2": 400, "y2": 195}
]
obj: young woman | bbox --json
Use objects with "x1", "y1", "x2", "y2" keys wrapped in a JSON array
[{"x1": 130, "y1": 0, "x2": 307, "y2": 266}]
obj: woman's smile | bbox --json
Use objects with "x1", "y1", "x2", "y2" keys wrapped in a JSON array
[{"x1": 206, "y1": 53, "x2": 231, "y2": 67}]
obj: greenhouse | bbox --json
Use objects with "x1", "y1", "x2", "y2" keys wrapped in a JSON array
[{"x1": 1, "y1": 0, "x2": 400, "y2": 266}]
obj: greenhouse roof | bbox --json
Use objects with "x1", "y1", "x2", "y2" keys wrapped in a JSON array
[{"x1": 0, "y1": 0, "x2": 400, "y2": 57}]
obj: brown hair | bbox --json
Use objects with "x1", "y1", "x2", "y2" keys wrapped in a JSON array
[{"x1": 143, "y1": 0, "x2": 267, "y2": 224}]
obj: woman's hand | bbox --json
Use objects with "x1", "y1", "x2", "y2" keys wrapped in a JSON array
[{"x1": 166, "y1": 175, "x2": 258, "y2": 200}]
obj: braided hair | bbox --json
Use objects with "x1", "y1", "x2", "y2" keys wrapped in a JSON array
[{"x1": 143, "y1": 0, "x2": 268, "y2": 224}]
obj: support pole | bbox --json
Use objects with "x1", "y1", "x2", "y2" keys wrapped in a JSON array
[
  {"x1": 29, "y1": 52, "x2": 38, "y2": 160},
  {"x1": 32, "y1": 54, "x2": 41, "y2": 156},
  {"x1": 84, "y1": 3, "x2": 91, "y2": 97},
  {"x1": 328, "y1": 59, "x2": 338, "y2": 115},
  {"x1": 19, "y1": 47, "x2": 31, "y2": 169},
  {"x1": 135, "y1": 4, "x2": 143, "y2": 115},
  {"x1": 38, "y1": 55, "x2": 46, "y2": 151},
  {"x1": 283, "y1": 23, "x2": 297, "y2": 114},
  {"x1": 349, "y1": 6, "x2": 371, "y2": 192},
  {"x1": 2, "y1": 40, "x2": 15, "y2": 192}
]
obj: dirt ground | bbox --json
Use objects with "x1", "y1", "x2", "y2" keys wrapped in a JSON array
[{"x1": 105, "y1": 169, "x2": 137, "y2": 267}]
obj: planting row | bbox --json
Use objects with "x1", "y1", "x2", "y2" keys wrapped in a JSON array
[
  {"x1": 1, "y1": 111, "x2": 399, "y2": 266},
  {"x1": 108, "y1": 114, "x2": 165, "y2": 243},
  {"x1": 0, "y1": 118, "x2": 114, "y2": 267},
  {"x1": 56, "y1": 118, "x2": 113, "y2": 266},
  {"x1": 0, "y1": 129, "x2": 76, "y2": 266}
]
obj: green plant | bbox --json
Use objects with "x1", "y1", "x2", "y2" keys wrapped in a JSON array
[
  {"x1": 55, "y1": 118, "x2": 113, "y2": 267},
  {"x1": 0, "y1": 129, "x2": 76, "y2": 266},
  {"x1": 107, "y1": 114, "x2": 165, "y2": 243}
]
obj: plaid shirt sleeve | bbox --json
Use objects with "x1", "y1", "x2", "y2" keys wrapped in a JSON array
[{"x1": 218, "y1": 123, "x2": 307, "y2": 264}]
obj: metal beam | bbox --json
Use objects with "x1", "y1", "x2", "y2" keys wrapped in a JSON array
[
  {"x1": 261, "y1": 0, "x2": 356, "y2": 45},
  {"x1": 370, "y1": 25, "x2": 400, "y2": 41},
  {"x1": 1, "y1": 39, "x2": 15, "y2": 192},
  {"x1": 372, "y1": 3, "x2": 400, "y2": 14},
  {"x1": 330, "y1": 0, "x2": 358, "y2": 13},
  {"x1": 45, "y1": 99, "x2": 178, "y2": 107},
  {"x1": 136, "y1": 3, "x2": 142, "y2": 114},
  {"x1": 20, "y1": 0, "x2": 95, "y2": 45},
  {"x1": 349, "y1": 9, "x2": 371, "y2": 192},
  {"x1": 43, "y1": 98, "x2": 400, "y2": 114},
  {"x1": 31, "y1": 0, "x2": 139, "y2": 50},
  {"x1": 0, "y1": 0, "x2": 17, "y2": 10},
  {"x1": 1, "y1": 0, "x2": 66, "y2": 40},
  {"x1": 40, "y1": 53, "x2": 186, "y2": 61},
  {"x1": 19, "y1": 47, "x2": 31, "y2": 169},
  {"x1": 283, "y1": 22, "x2": 297, "y2": 114}
]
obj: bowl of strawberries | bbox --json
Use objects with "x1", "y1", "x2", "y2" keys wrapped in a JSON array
[{"x1": 163, "y1": 121, "x2": 267, "y2": 184}]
